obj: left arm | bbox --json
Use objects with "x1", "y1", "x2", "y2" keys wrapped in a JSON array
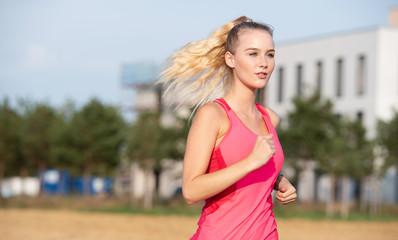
[
  {"x1": 266, "y1": 107, "x2": 297, "y2": 205},
  {"x1": 274, "y1": 175, "x2": 297, "y2": 205}
]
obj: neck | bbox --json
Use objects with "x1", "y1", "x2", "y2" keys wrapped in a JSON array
[{"x1": 224, "y1": 80, "x2": 258, "y2": 114}]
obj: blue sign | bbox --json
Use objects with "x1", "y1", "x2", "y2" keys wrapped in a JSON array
[
  {"x1": 42, "y1": 169, "x2": 69, "y2": 195},
  {"x1": 121, "y1": 62, "x2": 161, "y2": 85}
]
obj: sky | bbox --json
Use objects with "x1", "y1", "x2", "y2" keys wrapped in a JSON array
[{"x1": 1, "y1": 0, "x2": 398, "y2": 109}]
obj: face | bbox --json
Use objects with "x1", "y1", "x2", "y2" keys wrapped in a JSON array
[{"x1": 225, "y1": 29, "x2": 275, "y2": 90}]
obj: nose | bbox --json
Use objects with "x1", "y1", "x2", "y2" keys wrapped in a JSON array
[{"x1": 259, "y1": 55, "x2": 268, "y2": 68}]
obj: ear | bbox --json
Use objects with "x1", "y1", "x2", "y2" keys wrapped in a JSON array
[{"x1": 225, "y1": 51, "x2": 235, "y2": 68}]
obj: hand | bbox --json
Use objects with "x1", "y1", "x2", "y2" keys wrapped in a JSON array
[
  {"x1": 275, "y1": 177, "x2": 297, "y2": 205},
  {"x1": 247, "y1": 134, "x2": 276, "y2": 170}
]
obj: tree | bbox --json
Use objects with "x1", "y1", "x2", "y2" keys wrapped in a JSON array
[
  {"x1": 0, "y1": 99, "x2": 23, "y2": 197},
  {"x1": 278, "y1": 91, "x2": 339, "y2": 201},
  {"x1": 69, "y1": 98, "x2": 125, "y2": 196},
  {"x1": 340, "y1": 119, "x2": 373, "y2": 214},
  {"x1": 126, "y1": 111, "x2": 161, "y2": 208},
  {"x1": 316, "y1": 118, "x2": 373, "y2": 217},
  {"x1": 51, "y1": 101, "x2": 81, "y2": 174},
  {"x1": 20, "y1": 101, "x2": 58, "y2": 193},
  {"x1": 377, "y1": 110, "x2": 398, "y2": 173},
  {"x1": 278, "y1": 91, "x2": 375, "y2": 217},
  {"x1": 126, "y1": 111, "x2": 187, "y2": 208},
  {"x1": 377, "y1": 110, "x2": 398, "y2": 205}
]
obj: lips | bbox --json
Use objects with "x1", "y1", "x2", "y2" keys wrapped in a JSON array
[{"x1": 256, "y1": 72, "x2": 268, "y2": 79}]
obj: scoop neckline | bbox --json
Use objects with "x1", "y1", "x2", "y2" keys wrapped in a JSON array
[{"x1": 220, "y1": 98, "x2": 271, "y2": 136}]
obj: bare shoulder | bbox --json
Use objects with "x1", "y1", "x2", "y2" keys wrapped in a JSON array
[
  {"x1": 195, "y1": 102, "x2": 225, "y2": 120},
  {"x1": 193, "y1": 102, "x2": 228, "y2": 130},
  {"x1": 265, "y1": 107, "x2": 280, "y2": 128}
]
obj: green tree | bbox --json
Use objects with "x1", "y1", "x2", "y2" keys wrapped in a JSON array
[
  {"x1": 377, "y1": 110, "x2": 398, "y2": 205},
  {"x1": 51, "y1": 101, "x2": 81, "y2": 173},
  {"x1": 377, "y1": 110, "x2": 398, "y2": 173},
  {"x1": 69, "y1": 98, "x2": 125, "y2": 195},
  {"x1": 126, "y1": 111, "x2": 187, "y2": 208},
  {"x1": 126, "y1": 111, "x2": 160, "y2": 208},
  {"x1": 0, "y1": 99, "x2": 23, "y2": 197},
  {"x1": 278, "y1": 91, "x2": 374, "y2": 217},
  {"x1": 20, "y1": 101, "x2": 58, "y2": 193},
  {"x1": 278, "y1": 91, "x2": 339, "y2": 197},
  {"x1": 316, "y1": 118, "x2": 373, "y2": 217}
]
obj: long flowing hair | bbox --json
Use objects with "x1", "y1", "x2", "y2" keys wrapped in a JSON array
[{"x1": 158, "y1": 16, "x2": 273, "y2": 112}]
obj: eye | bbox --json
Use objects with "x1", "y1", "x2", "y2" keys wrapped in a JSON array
[
  {"x1": 249, "y1": 52, "x2": 257, "y2": 56},
  {"x1": 267, "y1": 53, "x2": 275, "y2": 58}
]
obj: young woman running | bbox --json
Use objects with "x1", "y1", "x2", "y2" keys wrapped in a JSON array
[{"x1": 160, "y1": 16, "x2": 297, "y2": 240}]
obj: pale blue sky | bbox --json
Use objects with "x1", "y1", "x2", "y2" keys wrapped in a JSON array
[{"x1": 1, "y1": 0, "x2": 397, "y2": 108}]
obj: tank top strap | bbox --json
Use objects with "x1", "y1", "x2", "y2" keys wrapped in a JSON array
[
  {"x1": 255, "y1": 103, "x2": 269, "y2": 118},
  {"x1": 213, "y1": 98, "x2": 231, "y2": 112},
  {"x1": 255, "y1": 103, "x2": 270, "y2": 120},
  {"x1": 255, "y1": 103, "x2": 274, "y2": 133}
]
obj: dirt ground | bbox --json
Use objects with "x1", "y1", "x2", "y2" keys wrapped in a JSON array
[{"x1": 1, "y1": 208, "x2": 398, "y2": 240}]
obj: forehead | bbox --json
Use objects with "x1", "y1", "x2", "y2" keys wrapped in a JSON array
[{"x1": 236, "y1": 29, "x2": 274, "y2": 49}]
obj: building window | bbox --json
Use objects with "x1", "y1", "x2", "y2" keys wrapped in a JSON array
[
  {"x1": 277, "y1": 67, "x2": 284, "y2": 103},
  {"x1": 316, "y1": 61, "x2": 323, "y2": 94},
  {"x1": 297, "y1": 64, "x2": 303, "y2": 97},
  {"x1": 336, "y1": 58, "x2": 344, "y2": 97},
  {"x1": 357, "y1": 111, "x2": 363, "y2": 123},
  {"x1": 357, "y1": 55, "x2": 366, "y2": 96}
]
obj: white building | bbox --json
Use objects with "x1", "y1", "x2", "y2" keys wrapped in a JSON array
[
  {"x1": 267, "y1": 27, "x2": 398, "y2": 138},
  {"x1": 265, "y1": 9, "x2": 398, "y2": 203}
]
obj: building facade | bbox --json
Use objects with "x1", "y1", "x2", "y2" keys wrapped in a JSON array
[
  {"x1": 264, "y1": 13, "x2": 398, "y2": 203},
  {"x1": 266, "y1": 27, "x2": 398, "y2": 138}
]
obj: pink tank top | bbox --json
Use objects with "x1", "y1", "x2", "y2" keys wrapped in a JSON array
[{"x1": 190, "y1": 98, "x2": 284, "y2": 240}]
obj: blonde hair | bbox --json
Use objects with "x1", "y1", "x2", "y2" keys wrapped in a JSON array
[{"x1": 158, "y1": 16, "x2": 273, "y2": 112}]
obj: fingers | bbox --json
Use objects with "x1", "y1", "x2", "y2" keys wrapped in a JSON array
[
  {"x1": 276, "y1": 186, "x2": 297, "y2": 205},
  {"x1": 258, "y1": 134, "x2": 276, "y2": 152},
  {"x1": 276, "y1": 191, "x2": 297, "y2": 205},
  {"x1": 249, "y1": 135, "x2": 276, "y2": 170},
  {"x1": 262, "y1": 134, "x2": 273, "y2": 140},
  {"x1": 276, "y1": 195, "x2": 296, "y2": 205}
]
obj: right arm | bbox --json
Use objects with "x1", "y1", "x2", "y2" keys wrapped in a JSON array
[{"x1": 182, "y1": 103, "x2": 275, "y2": 204}]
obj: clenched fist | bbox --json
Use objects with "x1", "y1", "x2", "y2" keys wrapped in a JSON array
[{"x1": 246, "y1": 134, "x2": 276, "y2": 171}]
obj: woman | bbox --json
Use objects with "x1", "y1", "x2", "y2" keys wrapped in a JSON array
[{"x1": 160, "y1": 16, "x2": 297, "y2": 240}]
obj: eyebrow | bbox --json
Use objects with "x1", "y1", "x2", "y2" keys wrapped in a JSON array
[{"x1": 245, "y1": 48, "x2": 275, "y2": 52}]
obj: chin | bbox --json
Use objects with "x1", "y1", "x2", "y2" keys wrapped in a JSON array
[{"x1": 255, "y1": 80, "x2": 269, "y2": 89}]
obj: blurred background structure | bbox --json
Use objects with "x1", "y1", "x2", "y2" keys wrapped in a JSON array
[
  {"x1": 1, "y1": 0, "x2": 398, "y2": 218},
  {"x1": 265, "y1": 8, "x2": 398, "y2": 215}
]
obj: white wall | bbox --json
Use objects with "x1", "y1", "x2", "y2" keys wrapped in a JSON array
[
  {"x1": 266, "y1": 28, "x2": 398, "y2": 138},
  {"x1": 375, "y1": 28, "x2": 398, "y2": 122},
  {"x1": 265, "y1": 27, "x2": 398, "y2": 203}
]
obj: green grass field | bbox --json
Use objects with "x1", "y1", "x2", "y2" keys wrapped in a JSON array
[{"x1": 2, "y1": 195, "x2": 398, "y2": 222}]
